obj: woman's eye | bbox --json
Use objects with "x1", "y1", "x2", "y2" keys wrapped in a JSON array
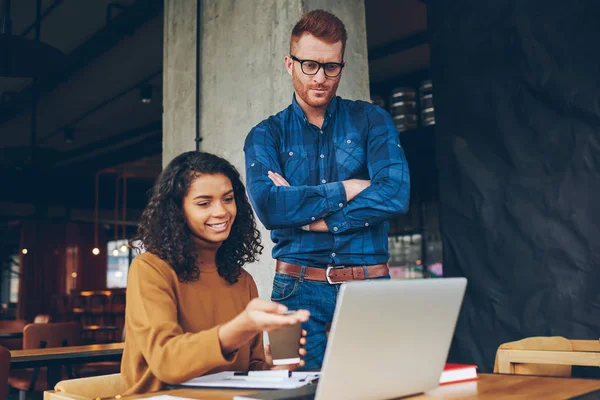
[
  {"x1": 223, "y1": 197, "x2": 234, "y2": 203},
  {"x1": 197, "y1": 202, "x2": 209, "y2": 207}
]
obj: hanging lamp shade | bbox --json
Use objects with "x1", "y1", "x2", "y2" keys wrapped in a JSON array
[
  {"x1": 0, "y1": 33, "x2": 65, "y2": 77},
  {"x1": 0, "y1": 0, "x2": 65, "y2": 78}
]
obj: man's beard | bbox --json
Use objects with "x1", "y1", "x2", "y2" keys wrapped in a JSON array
[{"x1": 293, "y1": 71, "x2": 339, "y2": 109}]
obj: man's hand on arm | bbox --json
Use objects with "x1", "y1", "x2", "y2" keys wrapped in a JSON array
[
  {"x1": 267, "y1": 172, "x2": 371, "y2": 232},
  {"x1": 342, "y1": 179, "x2": 371, "y2": 201}
]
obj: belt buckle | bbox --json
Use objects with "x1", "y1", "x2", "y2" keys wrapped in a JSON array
[{"x1": 326, "y1": 265, "x2": 345, "y2": 285}]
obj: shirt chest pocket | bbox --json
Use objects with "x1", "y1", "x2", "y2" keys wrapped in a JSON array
[
  {"x1": 335, "y1": 135, "x2": 366, "y2": 180},
  {"x1": 280, "y1": 148, "x2": 315, "y2": 186}
]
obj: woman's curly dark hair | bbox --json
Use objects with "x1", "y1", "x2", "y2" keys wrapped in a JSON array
[{"x1": 131, "y1": 151, "x2": 263, "y2": 283}]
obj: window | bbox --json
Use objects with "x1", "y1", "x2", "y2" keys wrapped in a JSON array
[
  {"x1": 106, "y1": 239, "x2": 144, "y2": 288},
  {"x1": 107, "y1": 240, "x2": 130, "y2": 288}
]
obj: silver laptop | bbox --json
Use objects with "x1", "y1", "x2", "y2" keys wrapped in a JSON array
[{"x1": 313, "y1": 277, "x2": 467, "y2": 400}]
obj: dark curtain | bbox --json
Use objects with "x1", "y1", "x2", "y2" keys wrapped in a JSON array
[
  {"x1": 428, "y1": 0, "x2": 600, "y2": 372},
  {"x1": 17, "y1": 221, "x2": 107, "y2": 321}
]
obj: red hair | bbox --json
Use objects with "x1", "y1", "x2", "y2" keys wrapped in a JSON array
[{"x1": 290, "y1": 10, "x2": 347, "y2": 57}]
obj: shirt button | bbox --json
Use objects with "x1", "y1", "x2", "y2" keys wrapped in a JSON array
[
  {"x1": 251, "y1": 163, "x2": 255, "y2": 167},
  {"x1": 333, "y1": 227, "x2": 338, "y2": 232},
  {"x1": 311, "y1": 217, "x2": 316, "y2": 221},
  {"x1": 320, "y1": 130, "x2": 324, "y2": 135},
  {"x1": 289, "y1": 151, "x2": 294, "y2": 156},
  {"x1": 321, "y1": 179, "x2": 327, "y2": 184},
  {"x1": 365, "y1": 222, "x2": 369, "y2": 227},
  {"x1": 320, "y1": 154, "x2": 325, "y2": 159},
  {"x1": 331, "y1": 252, "x2": 336, "y2": 257},
  {"x1": 338, "y1": 203, "x2": 344, "y2": 208},
  {"x1": 397, "y1": 144, "x2": 401, "y2": 147},
  {"x1": 346, "y1": 139, "x2": 351, "y2": 144}
]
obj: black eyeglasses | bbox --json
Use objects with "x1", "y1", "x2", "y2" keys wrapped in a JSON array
[{"x1": 290, "y1": 55, "x2": 344, "y2": 78}]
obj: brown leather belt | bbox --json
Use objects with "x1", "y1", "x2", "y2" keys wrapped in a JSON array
[{"x1": 276, "y1": 260, "x2": 389, "y2": 285}]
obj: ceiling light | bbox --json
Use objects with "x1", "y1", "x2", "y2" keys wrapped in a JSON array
[
  {"x1": 140, "y1": 84, "x2": 152, "y2": 104},
  {"x1": 92, "y1": 247, "x2": 100, "y2": 255},
  {"x1": 64, "y1": 127, "x2": 74, "y2": 143}
]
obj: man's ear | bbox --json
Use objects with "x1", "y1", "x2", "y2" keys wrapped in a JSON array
[{"x1": 284, "y1": 56, "x2": 294, "y2": 77}]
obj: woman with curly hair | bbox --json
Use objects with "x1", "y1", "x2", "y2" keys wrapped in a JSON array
[{"x1": 121, "y1": 151, "x2": 310, "y2": 395}]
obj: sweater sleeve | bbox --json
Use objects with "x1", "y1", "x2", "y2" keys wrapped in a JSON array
[
  {"x1": 125, "y1": 256, "x2": 238, "y2": 384},
  {"x1": 247, "y1": 275, "x2": 269, "y2": 371}
]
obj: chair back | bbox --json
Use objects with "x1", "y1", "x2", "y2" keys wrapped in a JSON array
[
  {"x1": 55, "y1": 373, "x2": 126, "y2": 398},
  {"x1": 109, "y1": 292, "x2": 126, "y2": 313},
  {"x1": 494, "y1": 336, "x2": 573, "y2": 376},
  {"x1": 0, "y1": 346, "x2": 10, "y2": 400},
  {"x1": 70, "y1": 295, "x2": 86, "y2": 313},
  {"x1": 33, "y1": 314, "x2": 51, "y2": 324},
  {"x1": 23, "y1": 322, "x2": 82, "y2": 349}
]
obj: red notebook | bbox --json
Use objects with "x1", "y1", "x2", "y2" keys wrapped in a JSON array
[{"x1": 439, "y1": 363, "x2": 478, "y2": 385}]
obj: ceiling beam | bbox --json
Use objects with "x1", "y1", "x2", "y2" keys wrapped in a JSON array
[
  {"x1": 51, "y1": 120, "x2": 162, "y2": 171},
  {"x1": 368, "y1": 31, "x2": 429, "y2": 62},
  {"x1": 19, "y1": 0, "x2": 65, "y2": 37},
  {"x1": 0, "y1": 0, "x2": 163, "y2": 125}
]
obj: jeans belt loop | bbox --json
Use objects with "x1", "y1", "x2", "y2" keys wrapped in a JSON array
[
  {"x1": 363, "y1": 265, "x2": 369, "y2": 279},
  {"x1": 299, "y1": 265, "x2": 306, "y2": 283},
  {"x1": 326, "y1": 264, "x2": 345, "y2": 285}
]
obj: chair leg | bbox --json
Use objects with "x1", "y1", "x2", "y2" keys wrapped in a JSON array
[{"x1": 19, "y1": 389, "x2": 26, "y2": 400}]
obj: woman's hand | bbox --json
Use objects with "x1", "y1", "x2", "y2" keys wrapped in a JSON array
[
  {"x1": 265, "y1": 329, "x2": 308, "y2": 370},
  {"x1": 219, "y1": 299, "x2": 309, "y2": 358},
  {"x1": 244, "y1": 299, "x2": 310, "y2": 332}
]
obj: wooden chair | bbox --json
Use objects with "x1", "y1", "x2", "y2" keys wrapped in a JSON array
[
  {"x1": 494, "y1": 336, "x2": 600, "y2": 377},
  {"x1": 87, "y1": 294, "x2": 108, "y2": 326},
  {"x1": 69, "y1": 295, "x2": 86, "y2": 324},
  {"x1": 76, "y1": 324, "x2": 124, "y2": 378},
  {"x1": 54, "y1": 373, "x2": 126, "y2": 398},
  {"x1": 8, "y1": 322, "x2": 82, "y2": 399},
  {"x1": 0, "y1": 346, "x2": 11, "y2": 400}
]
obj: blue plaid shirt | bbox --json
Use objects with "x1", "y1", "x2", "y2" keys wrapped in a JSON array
[{"x1": 244, "y1": 95, "x2": 410, "y2": 268}]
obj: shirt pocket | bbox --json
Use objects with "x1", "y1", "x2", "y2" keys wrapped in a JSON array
[
  {"x1": 335, "y1": 133, "x2": 366, "y2": 180},
  {"x1": 280, "y1": 147, "x2": 314, "y2": 186}
]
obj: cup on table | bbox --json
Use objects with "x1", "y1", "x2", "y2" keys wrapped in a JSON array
[{"x1": 268, "y1": 313, "x2": 302, "y2": 365}]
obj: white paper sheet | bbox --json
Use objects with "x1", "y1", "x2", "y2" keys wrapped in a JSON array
[
  {"x1": 143, "y1": 396, "x2": 194, "y2": 400},
  {"x1": 177, "y1": 371, "x2": 320, "y2": 390}
]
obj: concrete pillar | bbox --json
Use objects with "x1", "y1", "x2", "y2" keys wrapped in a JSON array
[
  {"x1": 162, "y1": 0, "x2": 198, "y2": 166},
  {"x1": 163, "y1": 0, "x2": 370, "y2": 299}
]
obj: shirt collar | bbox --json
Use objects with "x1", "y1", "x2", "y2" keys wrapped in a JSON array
[{"x1": 292, "y1": 93, "x2": 339, "y2": 124}]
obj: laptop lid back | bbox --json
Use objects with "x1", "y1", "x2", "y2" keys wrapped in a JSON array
[{"x1": 315, "y1": 278, "x2": 467, "y2": 400}]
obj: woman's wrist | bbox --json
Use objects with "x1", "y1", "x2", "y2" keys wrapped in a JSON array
[{"x1": 218, "y1": 312, "x2": 259, "y2": 355}]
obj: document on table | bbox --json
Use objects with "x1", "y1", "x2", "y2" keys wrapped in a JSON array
[{"x1": 175, "y1": 370, "x2": 321, "y2": 390}]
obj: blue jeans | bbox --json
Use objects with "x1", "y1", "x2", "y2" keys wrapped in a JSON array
[{"x1": 270, "y1": 269, "x2": 390, "y2": 371}]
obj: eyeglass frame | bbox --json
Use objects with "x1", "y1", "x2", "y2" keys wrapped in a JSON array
[{"x1": 289, "y1": 55, "x2": 345, "y2": 78}]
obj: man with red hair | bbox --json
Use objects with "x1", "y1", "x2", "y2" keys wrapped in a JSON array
[{"x1": 244, "y1": 10, "x2": 410, "y2": 370}]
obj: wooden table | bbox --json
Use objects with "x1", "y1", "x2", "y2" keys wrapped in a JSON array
[
  {"x1": 0, "y1": 325, "x2": 119, "y2": 341},
  {"x1": 10, "y1": 342, "x2": 124, "y2": 389},
  {"x1": 45, "y1": 373, "x2": 600, "y2": 400},
  {"x1": 0, "y1": 329, "x2": 23, "y2": 339}
]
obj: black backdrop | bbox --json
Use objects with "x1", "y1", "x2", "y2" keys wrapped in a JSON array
[{"x1": 427, "y1": 0, "x2": 600, "y2": 372}]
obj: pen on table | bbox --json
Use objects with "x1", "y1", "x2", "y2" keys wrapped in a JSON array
[{"x1": 234, "y1": 370, "x2": 292, "y2": 378}]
